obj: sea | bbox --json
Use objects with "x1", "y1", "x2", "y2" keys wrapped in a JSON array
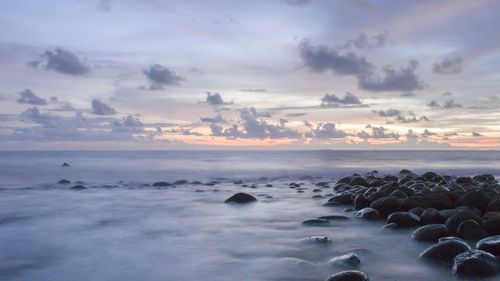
[{"x1": 1, "y1": 150, "x2": 499, "y2": 281}]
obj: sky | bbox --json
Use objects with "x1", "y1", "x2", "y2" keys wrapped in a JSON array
[{"x1": 1, "y1": 0, "x2": 500, "y2": 150}]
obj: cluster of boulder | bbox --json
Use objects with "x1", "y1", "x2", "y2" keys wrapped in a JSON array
[{"x1": 323, "y1": 169, "x2": 500, "y2": 279}]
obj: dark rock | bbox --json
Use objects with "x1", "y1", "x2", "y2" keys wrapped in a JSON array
[
  {"x1": 300, "y1": 236, "x2": 331, "y2": 243},
  {"x1": 409, "y1": 207, "x2": 425, "y2": 217},
  {"x1": 355, "y1": 208, "x2": 380, "y2": 220},
  {"x1": 328, "y1": 192, "x2": 355, "y2": 205},
  {"x1": 225, "y1": 193, "x2": 257, "y2": 204},
  {"x1": 456, "y1": 176, "x2": 473, "y2": 185},
  {"x1": 412, "y1": 224, "x2": 450, "y2": 242},
  {"x1": 173, "y1": 179, "x2": 189, "y2": 185},
  {"x1": 422, "y1": 171, "x2": 438, "y2": 181},
  {"x1": 70, "y1": 185, "x2": 86, "y2": 190},
  {"x1": 62, "y1": 162, "x2": 70, "y2": 167},
  {"x1": 351, "y1": 177, "x2": 369, "y2": 187},
  {"x1": 265, "y1": 184, "x2": 273, "y2": 187},
  {"x1": 487, "y1": 198, "x2": 500, "y2": 213},
  {"x1": 315, "y1": 181, "x2": 330, "y2": 187},
  {"x1": 453, "y1": 250, "x2": 500, "y2": 278},
  {"x1": 370, "y1": 196, "x2": 400, "y2": 217},
  {"x1": 445, "y1": 210, "x2": 481, "y2": 234},
  {"x1": 439, "y1": 236, "x2": 465, "y2": 243},
  {"x1": 302, "y1": 219, "x2": 330, "y2": 226},
  {"x1": 328, "y1": 253, "x2": 361, "y2": 268},
  {"x1": 455, "y1": 190, "x2": 490, "y2": 213},
  {"x1": 382, "y1": 222, "x2": 399, "y2": 230},
  {"x1": 386, "y1": 211, "x2": 420, "y2": 227},
  {"x1": 152, "y1": 181, "x2": 171, "y2": 187},
  {"x1": 313, "y1": 189, "x2": 322, "y2": 192},
  {"x1": 457, "y1": 219, "x2": 488, "y2": 240},
  {"x1": 233, "y1": 180, "x2": 243, "y2": 184},
  {"x1": 419, "y1": 240, "x2": 471, "y2": 265},
  {"x1": 424, "y1": 193, "x2": 453, "y2": 210},
  {"x1": 325, "y1": 270, "x2": 369, "y2": 281},
  {"x1": 477, "y1": 235, "x2": 500, "y2": 256},
  {"x1": 390, "y1": 190, "x2": 408, "y2": 199},
  {"x1": 58, "y1": 179, "x2": 71, "y2": 184},
  {"x1": 482, "y1": 212, "x2": 500, "y2": 235},
  {"x1": 420, "y1": 208, "x2": 446, "y2": 225},
  {"x1": 318, "y1": 215, "x2": 350, "y2": 221},
  {"x1": 354, "y1": 194, "x2": 370, "y2": 210},
  {"x1": 401, "y1": 196, "x2": 432, "y2": 211}
]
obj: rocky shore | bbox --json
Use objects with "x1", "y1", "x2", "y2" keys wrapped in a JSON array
[{"x1": 224, "y1": 170, "x2": 500, "y2": 280}]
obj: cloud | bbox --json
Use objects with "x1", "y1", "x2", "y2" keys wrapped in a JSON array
[
  {"x1": 17, "y1": 89, "x2": 47, "y2": 105},
  {"x1": 200, "y1": 114, "x2": 225, "y2": 123},
  {"x1": 433, "y1": 57, "x2": 463, "y2": 74},
  {"x1": 299, "y1": 40, "x2": 373, "y2": 76},
  {"x1": 422, "y1": 129, "x2": 435, "y2": 137},
  {"x1": 321, "y1": 92, "x2": 362, "y2": 106},
  {"x1": 91, "y1": 99, "x2": 116, "y2": 115},
  {"x1": 205, "y1": 92, "x2": 225, "y2": 106},
  {"x1": 374, "y1": 109, "x2": 429, "y2": 123},
  {"x1": 427, "y1": 99, "x2": 462, "y2": 109},
  {"x1": 284, "y1": 0, "x2": 311, "y2": 5},
  {"x1": 306, "y1": 123, "x2": 347, "y2": 139},
  {"x1": 285, "y1": 113, "x2": 307, "y2": 117},
  {"x1": 341, "y1": 31, "x2": 389, "y2": 50},
  {"x1": 358, "y1": 60, "x2": 424, "y2": 92},
  {"x1": 400, "y1": 92, "x2": 415, "y2": 97},
  {"x1": 239, "y1": 88, "x2": 268, "y2": 92},
  {"x1": 29, "y1": 48, "x2": 90, "y2": 76},
  {"x1": 472, "y1": 131, "x2": 483, "y2": 137},
  {"x1": 441, "y1": 92, "x2": 453, "y2": 97},
  {"x1": 142, "y1": 64, "x2": 184, "y2": 90}
]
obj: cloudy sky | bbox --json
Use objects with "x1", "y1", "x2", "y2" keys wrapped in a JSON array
[{"x1": 1, "y1": 0, "x2": 499, "y2": 149}]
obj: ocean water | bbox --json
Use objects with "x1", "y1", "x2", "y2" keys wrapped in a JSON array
[{"x1": 1, "y1": 150, "x2": 500, "y2": 281}]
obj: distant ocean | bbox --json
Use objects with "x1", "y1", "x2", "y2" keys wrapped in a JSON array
[{"x1": 1, "y1": 150, "x2": 500, "y2": 281}]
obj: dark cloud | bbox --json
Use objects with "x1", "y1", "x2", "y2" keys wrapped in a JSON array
[
  {"x1": 371, "y1": 126, "x2": 400, "y2": 139},
  {"x1": 358, "y1": 60, "x2": 424, "y2": 92},
  {"x1": 200, "y1": 114, "x2": 225, "y2": 123},
  {"x1": 306, "y1": 123, "x2": 347, "y2": 139},
  {"x1": 239, "y1": 88, "x2": 268, "y2": 93},
  {"x1": 321, "y1": 92, "x2": 362, "y2": 106},
  {"x1": 422, "y1": 129, "x2": 435, "y2": 137},
  {"x1": 91, "y1": 99, "x2": 116, "y2": 115},
  {"x1": 374, "y1": 109, "x2": 429, "y2": 123},
  {"x1": 17, "y1": 89, "x2": 47, "y2": 105},
  {"x1": 29, "y1": 48, "x2": 90, "y2": 76},
  {"x1": 472, "y1": 131, "x2": 483, "y2": 137},
  {"x1": 433, "y1": 57, "x2": 463, "y2": 74},
  {"x1": 299, "y1": 41, "x2": 373, "y2": 76},
  {"x1": 341, "y1": 31, "x2": 388, "y2": 50},
  {"x1": 143, "y1": 64, "x2": 184, "y2": 90},
  {"x1": 206, "y1": 92, "x2": 225, "y2": 106},
  {"x1": 427, "y1": 99, "x2": 462, "y2": 109}
]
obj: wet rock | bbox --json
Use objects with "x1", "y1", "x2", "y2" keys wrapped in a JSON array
[
  {"x1": 225, "y1": 192, "x2": 257, "y2": 204},
  {"x1": 445, "y1": 210, "x2": 481, "y2": 234},
  {"x1": 328, "y1": 253, "x2": 361, "y2": 269},
  {"x1": 370, "y1": 196, "x2": 400, "y2": 217},
  {"x1": 62, "y1": 162, "x2": 70, "y2": 167},
  {"x1": 325, "y1": 270, "x2": 369, "y2": 281},
  {"x1": 302, "y1": 219, "x2": 330, "y2": 226},
  {"x1": 420, "y1": 208, "x2": 445, "y2": 225},
  {"x1": 456, "y1": 219, "x2": 488, "y2": 240},
  {"x1": 424, "y1": 193, "x2": 453, "y2": 210},
  {"x1": 477, "y1": 235, "x2": 500, "y2": 256},
  {"x1": 355, "y1": 208, "x2": 380, "y2": 220},
  {"x1": 318, "y1": 215, "x2": 350, "y2": 221},
  {"x1": 315, "y1": 181, "x2": 330, "y2": 187},
  {"x1": 313, "y1": 189, "x2": 322, "y2": 192},
  {"x1": 312, "y1": 195, "x2": 324, "y2": 199},
  {"x1": 456, "y1": 176, "x2": 474, "y2": 185},
  {"x1": 487, "y1": 199, "x2": 500, "y2": 213},
  {"x1": 328, "y1": 192, "x2": 355, "y2": 205},
  {"x1": 265, "y1": 184, "x2": 273, "y2": 187},
  {"x1": 453, "y1": 250, "x2": 500, "y2": 278},
  {"x1": 351, "y1": 177, "x2": 369, "y2": 187},
  {"x1": 419, "y1": 240, "x2": 471, "y2": 265},
  {"x1": 401, "y1": 196, "x2": 432, "y2": 211},
  {"x1": 455, "y1": 190, "x2": 490, "y2": 212},
  {"x1": 386, "y1": 211, "x2": 420, "y2": 227},
  {"x1": 152, "y1": 181, "x2": 171, "y2": 187},
  {"x1": 390, "y1": 190, "x2": 408, "y2": 199},
  {"x1": 233, "y1": 180, "x2": 243, "y2": 184},
  {"x1": 354, "y1": 194, "x2": 370, "y2": 210},
  {"x1": 439, "y1": 236, "x2": 466, "y2": 243},
  {"x1": 58, "y1": 179, "x2": 71, "y2": 184},
  {"x1": 482, "y1": 212, "x2": 500, "y2": 234},
  {"x1": 382, "y1": 222, "x2": 399, "y2": 230},
  {"x1": 70, "y1": 185, "x2": 86, "y2": 190},
  {"x1": 300, "y1": 236, "x2": 331, "y2": 243},
  {"x1": 412, "y1": 224, "x2": 449, "y2": 242},
  {"x1": 408, "y1": 207, "x2": 424, "y2": 217},
  {"x1": 173, "y1": 179, "x2": 189, "y2": 185}
]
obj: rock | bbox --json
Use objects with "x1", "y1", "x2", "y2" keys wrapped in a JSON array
[
  {"x1": 456, "y1": 219, "x2": 488, "y2": 240},
  {"x1": 453, "y1": 250, "x2": 500, "y2": 278},
  {"x1": 390, "y1": 190, "x2": 408, "y2": 199},
  {"x1": 370, "y1": 196, "x2": 400, "y2": 217},
  {"x1": 424, "y1": 193, "x2": 453, "y2": 210},
  {"x1": 420, "y1": 208, "x2": 445, "y2": 225},
  {"x1": 351, "y1": 177, "x2": 369, "y2": 187},
  {"x1": 487, "y1": 198, "x2": 500, "y2": 213},
  {"x1": 70, "y1": 185, "x2": 86, "y2": 190},
  {"x1": 455, "y1": 191, "x2": 490, "y2": 213},
  {"x1": 482, "y1": 212, "x2": 500, "y2": 234},
  {"x1": 62, "y1": 162, "x2": 70, "y2": 167},
  {"x1": 412, "y1": 224, "x2": 450, "y2": 242},
  {"x1": 401, "y1": 196, "x2": 432, "y2": 211},
  {"x1": 419, "y1": 240, "x2": 471, "y2": 265},
  {"x1": 477, "y1": 235, "x2": 500, "y2": 256},
  {"x1": 386, "y1": 211, "x2": 420, "y2": 227},
  {"x1": 302, "y1": 219, "x2": 330, "y2": 226},
  {"x1": 325, "y1": 270, "x2": 369, "y2": 281},
  {"x1": 328, "y1": 192, "x2": 355, "y2": 205},
  {"x1": 382, "y1": 223, "x2": 399, "y2": 230},
  {"x1": 318, "y1": 215, "x2": 350, "y2": 221},
  {"x1": 328, "y1": 253, "x2": 361, "y2": 268},
  {"x1": 354, "y1": 194, "x2": 370, "y2": 210},
  {"x1": 439, "y1": 236, "x2": 466, "y2": 243},
  {"x1": 225, "y1": 192, "x2": 257, "y2": 204},
  {"x1": 300, "y1": 236, "x2": 331, "y2": 243},
  {"x1": 445, "y1": 210, "x2": 481, "y2": 234},
  {"x1": 265, "y1": 184, "x2": 273, "y2": 187},
  {"x1": 455, "y1": 176, "x2": 473, "y2": 185},
  {"x1": 58, "y1": 179, "x2": 71, "y2": 184},
  {"x1": 173, "y1": 179, "x2": 189, "y2": 185},
  {"x1": 315, "y1": 181, "x2": 330, "y2": 187},
  {"x1": 152, "y1": 181, "x2": 171, "y2": 187},
  {"x1": 233, "y1": 180, "x2": 243, "y2": 184},
  {"x1": 355, "y1": 208, "x2": 380, "y2": 220},
  {"x1": 408, "y1": 207, "x2": 424, "y2": 217}
]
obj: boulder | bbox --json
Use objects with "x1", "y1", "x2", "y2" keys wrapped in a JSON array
[
  {"x1": 354, "y1": 194, "x2": 370, "y2": 210},
  {"x1": 401, "y1": 196, "x2": 432, "y2": 211},
  {"x1": 355, "y1": 208, "x2": 380, "y2": 220},
  {"x1": 302, "y1": 219, "x2": 330, "y2": 226},
  {"x1": 453, "y1": 250, "x2": 500, "y2": 278},
  {"x1": 487, "y1": 198, "x2": 500, "y2": 213},
  {"x1": 328, "y1": 253, "x2": 361, "y2": 268},
  {"x1": 419, "y1": 240, "x2": 471, "y2": 265},
  {"x1": 477, "y1": 235, "x2": 500, "y2": 256},
  {"x1": 325, "y1": 270, "x2": 369, "y2": 281},
  {"x1": 57, "y1": 179, "x2": 71, "y2": 184},
  {"x1": 370, "y1": 196, "x2": 400, "y2": 217},
  {"x1": 482, "y1": 212, "x2": 500, "y2": 235},
  {"x1": 445, "y1": 210, "x2": 481, "y2": 234},
  {"x1": 153, "y1": 181, "x2": 171, "y2": 187},
  {"x1": 70, "y1": 185, "x2": 86, "y2": 190},
  {"x1": 328, "y1": 192, "x2": 355, "y2": 205},
  {"x1": 386, "y1": 212, "x2": 420, "y2": 227},
  {"x1": 318, "y1": 215, "x2": 350, "y2": 221},
  {"x1": 412, "y1": 224, "x2": 449, "y2": 242},
  {"x1": 420, "y1": 208, "x2": 445, "y2": 225},
  {"x1": 456, "y1": 219, "x2": 488, "y2": 240},
  {"x1": 455, "y1": 190, "x2": 489, "y2": 213},
  {"x1": 225, "y1": 192, "x2": 257, "y2": 204}
]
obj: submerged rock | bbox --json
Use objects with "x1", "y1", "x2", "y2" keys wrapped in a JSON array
[
  {"x1": 325, "y1": 270, "x2": 369, "y2": 281},
  {"x1": 152, "y1": 181, "x2": 171, "y2": 187},
  {"x1": 58, "y1": 179, "x2": 71, "y2": 184},
  {"x1": 300, "y1": 236, "x2": 331, "y2": 243},
  {"x1": 62, "y1": 162, "x2": 70, "y2": 167},
  {"x1": 319, "y1": 215, "x2": 350, "y2": 221},
  {"x1": 328, "y1": 253, "x2": 361, "y2": 268},
  {"x1": 453, "y1": 250, "x2": 500, "y2": 278},
  {"x1": 412, "y1": 224, "x2": 449, "y2": 242},
  {"x1": 302, "y1": 219, "x2": 330, "y2": 226},
  {"x1": 477, "y1": 235, "x2": 500, "y2": 256},
  {"x1": 70, "y1": 185, "x2": 86, "y2": 190},
  {"x1": 173, "y1": 179, "x2": 189, "y2": 185},
  {"x1": 419, "y1": 240, "x2": 471, "y2": 265},
  {"x1": 224, "y1": 192, "x2": 257, "y2": 204}
]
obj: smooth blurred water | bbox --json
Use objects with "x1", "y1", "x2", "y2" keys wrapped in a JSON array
[{"x1": 1, "y1": 150, "x2": 500, "y2": 281}]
